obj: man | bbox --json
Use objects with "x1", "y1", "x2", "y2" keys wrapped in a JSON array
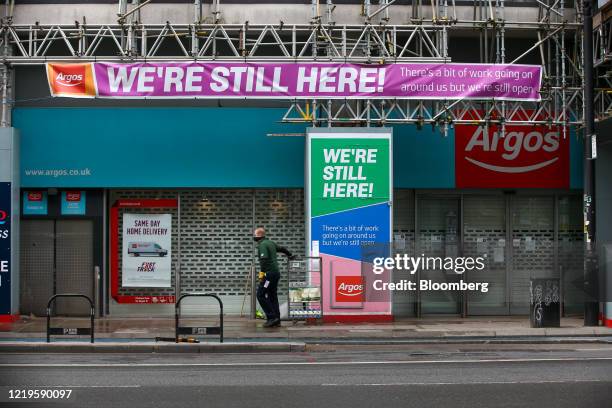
[{"x1": 253, "y1": 227, "x2": 294, "y2": 328}]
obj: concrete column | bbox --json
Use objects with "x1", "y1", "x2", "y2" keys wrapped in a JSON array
[{"x1": 0, "y1": 128, "x2": 19, "y2": 320}]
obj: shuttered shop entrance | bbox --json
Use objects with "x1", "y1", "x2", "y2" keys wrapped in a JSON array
[
  {"x1": 106, "y1": 190, "x2": 581, "y2": 317},
  {"x1": 109, "y1": 190, "x2": 305, "y2": 316},
  {"x1": 20, "y1": 219, "x2": 94, "y2": 316},
  {"x1": 391, "y1": 191, "x2": 583, "y2": 316}
]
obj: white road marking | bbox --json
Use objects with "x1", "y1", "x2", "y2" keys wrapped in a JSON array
[
  {"x1": 321, "y1": 379, "x2": 609, "y2": 386},
  {"x1": 1, "y1": 356, "x2": 611, "y2": 368},
  {"x1": 23, "y1": 385, "x2": 142, "y2": 388}
]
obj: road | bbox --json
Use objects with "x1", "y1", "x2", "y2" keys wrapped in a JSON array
[{"x1": 0, "y1": 343, "x2": 611, "y2": 408}]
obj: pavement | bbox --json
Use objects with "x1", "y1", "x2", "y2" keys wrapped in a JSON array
[
  {"x1": 1, "y1": 315, "x2": 611, "y2": 353},
  {"x1": 1, "y1": 344, "x2": 611, "y2": 407}
]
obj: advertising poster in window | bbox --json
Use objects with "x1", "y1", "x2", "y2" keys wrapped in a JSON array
[{"x1": 122, "y1": 213, "x2": 172, "y2": 288}]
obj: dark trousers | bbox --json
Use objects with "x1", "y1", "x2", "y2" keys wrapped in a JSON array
[{"x1": 256, "y1": 271, "x2": 280, "y2": 321}]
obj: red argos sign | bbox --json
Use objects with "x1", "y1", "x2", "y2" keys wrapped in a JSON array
[
  {"x1": 27, "y1": 192, "x2": 43, "y2": 202},
  {"x1": 65, "y1": 191, "x2": 82, "y2": 202},
  {"x1": 455, "y1": 124, "x2": 569, "y2": 188},
  {"x1": 335, "y1": 276, "x2": 365, "y2": 303},
  {"x1": 46, "y1": 63, "x2": 96, "y2": 98}
]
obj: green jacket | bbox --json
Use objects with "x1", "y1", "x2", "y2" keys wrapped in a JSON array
[{"x1": 257, "y1": 237, "x2": 293, "y2": 274}]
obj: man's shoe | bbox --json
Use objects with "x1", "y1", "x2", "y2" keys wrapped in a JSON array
[
  {"x1": 271, "y1": 318, "x2": 281, "y2": 327},
  {"x1": 263, "y1": 319, "x2": 275, "y2": 328}
]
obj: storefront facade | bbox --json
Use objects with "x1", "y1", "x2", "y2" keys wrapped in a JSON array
[{"x1": 14, "y1": 107, "x2": 585, "y2": 317}]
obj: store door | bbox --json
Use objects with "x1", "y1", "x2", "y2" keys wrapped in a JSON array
[
  {"x1": 20, "y1": 219, "x2": 94, "y2": 316},
  {"x1": 464, "y1": 195, "x2": 508, "y2": 315},
  {"x1": 20, "y1": 220, "x2": 54, "y2": 316},
  {"x1": 417, "y1": 196, "x2": 462, "y2": 315}
]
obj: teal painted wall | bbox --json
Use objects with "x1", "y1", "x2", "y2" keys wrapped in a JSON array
[{"x1": 14, "y1": 107, "x2": 577, "y2": 189}]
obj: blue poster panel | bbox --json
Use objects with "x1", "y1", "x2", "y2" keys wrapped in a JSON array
[
  {"x1": 23, "y1": 190, "x2": 48, "y2": 215},
  {"x1": 61, "y1": 191, "x2": 86, "y2": 215}
]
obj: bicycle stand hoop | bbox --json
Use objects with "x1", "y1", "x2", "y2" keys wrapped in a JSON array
[
  {"x1": 175, "y1": 293, "x2": 224, "y2": 343},
  {"x1": 46, "y1": 293, "x2": 95, "y2": 343}
]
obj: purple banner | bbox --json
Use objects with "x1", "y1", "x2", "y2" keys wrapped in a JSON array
[{"x1": 48, "y1": 62, "x2": 543, "y2": 101}]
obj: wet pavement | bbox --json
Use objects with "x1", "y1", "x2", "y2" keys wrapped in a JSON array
[{"x1": 1, "y1": 315, "x2": 610, "y2": 341}]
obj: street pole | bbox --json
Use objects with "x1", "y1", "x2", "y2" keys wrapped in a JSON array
[{"x1": 582, "y1": 0, "x2": 598, "y2": 326}]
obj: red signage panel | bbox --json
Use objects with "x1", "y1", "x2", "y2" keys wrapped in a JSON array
[
  {"x1": 455, "y1": 124, "x2": 569, "y2": 188},
  {"x1": 27, "y1": 192, "x2": 43, "y2": 202},
  {"x1": 335, "y1": 276, "x2": 365, "y2": 303}
]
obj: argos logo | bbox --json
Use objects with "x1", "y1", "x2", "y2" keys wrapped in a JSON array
[
  {"x1": 456, "y1": 124, "x2": 569, "y2": 188},
  {"x1": 336, "y1": 276, "x2": 365, "y2": 302},
  {"x1": 66, "y1": 191, "x2": 82, "y2": 202},
  {"x1": 465, "y1": 127, "x2": 560, "y2": 172},
  {"x1": 56, "y1": 72, "x2": 84, "y2": 87},
  {"x1": 46, "y1": 63, "x2": 96, "y2": 97},
  {"x1": 27, "y1": 192, "x2": 43, "y2": 202}
]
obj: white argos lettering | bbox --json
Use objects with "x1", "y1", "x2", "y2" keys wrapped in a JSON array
[
  {"x1": 337, "y1": 282, "x2": 364, "y2": 295},
  {"x1": 56, "y1": 72, "x2": 83, "y2": 87},
  {"x1": 464, "y1": 127, "x2": 561, "y2": 173},
  {"x1": 542, "y1": 132, "x2": 560, "y2": 152}
]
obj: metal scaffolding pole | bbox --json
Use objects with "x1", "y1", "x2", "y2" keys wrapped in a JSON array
[
  {"x1": 1, "y1": 0, "x2": 11, "y2": 128},
  {"x1": 582, "y1": 0, "x2": 598, "y2": 327}
]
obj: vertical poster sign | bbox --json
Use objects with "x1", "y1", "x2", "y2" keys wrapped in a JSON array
[
  {"x1": 61, "y1": 190, "x2": 87, "y2": 215},
  {"x1": 122, "y1": 213, "x2": 172, "y2": 288},
  {"x1": 306, "y1": 129, "x2": 393, "y2": 320},
  {"x1": 23, "y1": 191, "x2": 48, "y2": 215},
  {"x1": 0, "y1": 183, "x2": 11, "y2": 315}
]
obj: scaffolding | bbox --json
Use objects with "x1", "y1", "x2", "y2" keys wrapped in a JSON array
[
  {"x1": 0, "y1": 0, "x2": 607, "y2": 130},
  {"x1": 594, "y1": 4, "x2": 612, "y2": 122}
]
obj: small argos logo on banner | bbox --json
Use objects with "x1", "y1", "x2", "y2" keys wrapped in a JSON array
[
  {"x1": 47, "y1": 63, "x2": 96, "y2": 97},
  {"x1": 0, "y1": 210, "x2": 6, "y2": 225},
  {"x1": 455, "y1": 124, "x2": 569, "y2": 188},
  {"x1": 335, "y1": 276, "x2": 365, "y2": 302}
]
